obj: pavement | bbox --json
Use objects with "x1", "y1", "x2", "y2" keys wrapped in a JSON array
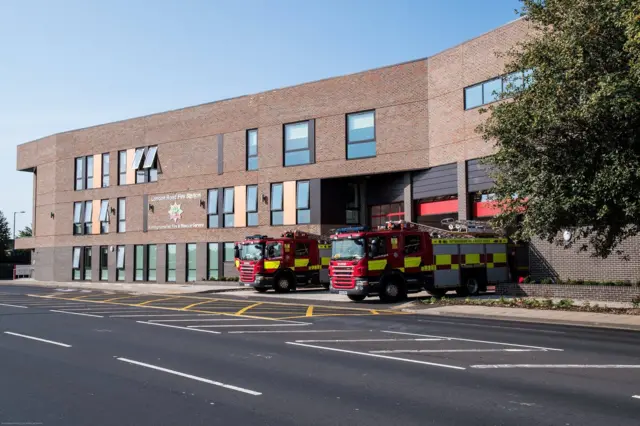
[{"x1": 0, "y1": 284, "x2": 639, "y2": 425}]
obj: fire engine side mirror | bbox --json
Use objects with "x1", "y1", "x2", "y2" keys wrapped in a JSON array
[
  {"x1": 267, "y1": 245, "x2": 275, "y2": 258},
  {"x1": 234, "y1": 245, "x2": 240, "y2": 259},
  {"x1": 369, "y1": 239, "x2": 379, "y2": 257}
]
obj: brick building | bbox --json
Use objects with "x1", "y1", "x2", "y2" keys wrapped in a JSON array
[{"x1": 15, "y1": 18, "x2": 640, "y2": 283}]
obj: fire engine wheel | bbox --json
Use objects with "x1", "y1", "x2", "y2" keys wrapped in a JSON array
[
  {"x1": 457, "y1": 277, "x2": 480, "y2": 297},
  {"x1": 348, "y1": 295, "x2": 366, "y2": 302},
  {"x1": 379, "y1": 278, "x2": 406, "y2": 303},
  {"x1": 274, "y1": 275, "x2": 293, "y2": 293}
]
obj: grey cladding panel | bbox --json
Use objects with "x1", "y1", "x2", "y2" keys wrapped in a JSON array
[
  {"x1": 412, "y1": 163, "x2": 457, "y2": 200},
  {"x1": 467, "y1": 159, "x2": 494, "y2": 192},
  {"x1": 367, "y1": 173, "x2": 406, "y2": 205}
]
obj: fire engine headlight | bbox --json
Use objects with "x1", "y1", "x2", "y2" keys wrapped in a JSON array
[{"x1": 255, "y1": 275, "x2": 263, "y2": 281}]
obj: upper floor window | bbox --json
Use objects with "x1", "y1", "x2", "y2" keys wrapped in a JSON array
[
  {"x1": 86, "y1": 156, "x2": 94, "y2": 189},
  {"x1": 74, "y1": 156, "x2": 93, "y2": 190},
  {"x1": 83, "y1": 201, "x2": 92, "y2": 234},
  {"x1": 133, "y1": 146, "x2": 158, "y2": 184},
  {"x1": 247, "y1": 129, "x2": 258, "y2": 171},
  {"x1": 73, "y1": 202, "x2": 83, "y2": 235},
  {"x1": 346, "y1": 111, "x2": 376, "y2": 160},
  {"x1": 102, "y1": 153, "x2": 110, "y2": 187},
  {"x1": 296, "y1": 180, "x2": 310, "y2": 224},
  {"x1": 117, "y1": 198, "x2": 126, "y2": 233},
  {"x1": 464, "y1": 69, "x2": 533, "y2": 110},
  {"x1": 207, "y1": 189, "x2": 219, "y2": 228},
  {"x1": 223, "y1": 187, "x2": 234, "y2": 228},
  {"x1": 118, "y1": 151, "x2": 127, "y2": 185},
  {"x1": 284, "y1": 121, "x2": 314, "y2": 167},
  {"x1": 271, "y1": 183, "x2": 283, "y2": 225},
  {"x1": 99, "y1": 200, "x2": 109, "y2": 234},
  {"x1": 246, "y1": 185, "x2": 258, "y2": 227}
]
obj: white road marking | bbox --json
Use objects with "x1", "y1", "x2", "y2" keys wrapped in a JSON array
[
  {"x1": 188, "y1": 323, "x2": 311, "y2": 328},
  {"x1": 83, "y1": 310, "x2": 162, "y2": 314},
  {"x1": 228, "y1": 330, "x2": 363, "y2": 334},
  {"x1": 136, "y1": 321, "x2": 221, "y2": 334},
  {"x1": 116, "y1": 357, "x2": 261, "y2": 396},
  {"x1": 4, "y1": 332, "x2": 71, "y2": 348},
  {"x1": 472, "y1": 364, "x2": 640, "y2": 369},
  {"x1": 50, "y1": 310, "x2": 104, "y2": 318},
  {"x1": 149, "y1": 318, "x2": 255, "y2": 323},
  {"x1": 371, "y1": 348, "x2": 540, "y2": 354},
  {"x1": 0, "y1": 303, "x2": 27, "y2": 309},
  {"x1": 111, "y1": 314, "x2": 214, "y2": 318},
  {"x1": 632, "y1": 395, "x2": 640, "y2": 400},
  {"x1": 383, "y1": 331, "x2": 564, "y2": 352},
  {"x1": 287, "y1": 342, "x2": 466, "y2": 370},
  {"x1": 421, "y1": 319, "x2": 566, "y2": 334},
  {"x1": 294, "y1": 338, "x2": 443, "y2": 343}
]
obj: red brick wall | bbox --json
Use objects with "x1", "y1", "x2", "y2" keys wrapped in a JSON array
[{"x1": 497, "y1": 283, "x2": 640, "y2": 303}]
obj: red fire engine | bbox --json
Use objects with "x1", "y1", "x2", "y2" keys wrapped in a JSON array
[
  {"x1": 329, "y1": 221, "x2": 510, "y2": 302},
  {"x1": 235, "y1": 231, "x2": 331, "y2": 293}
]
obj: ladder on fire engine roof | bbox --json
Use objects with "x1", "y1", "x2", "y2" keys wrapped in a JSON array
[{"x1": 390, "y1": 219, "x2": 503, "y2": 239}]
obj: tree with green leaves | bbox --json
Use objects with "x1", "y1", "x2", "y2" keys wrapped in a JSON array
[
  {"x1": 0, "y1": 211, "x2": 10, "y2": 260},
  {"x1": 480, "y1": 0, "x2": 640, "y2": 258},
  {"x1": 18, "y1": 226, "x2": 32, "y2": 238}
]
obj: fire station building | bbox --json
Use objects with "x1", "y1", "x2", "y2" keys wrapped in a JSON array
[{"x1": 15, "y1": 18, "x2": 640, "y2": 284}]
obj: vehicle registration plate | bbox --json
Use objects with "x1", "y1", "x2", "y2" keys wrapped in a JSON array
[{"x1": 338, "y1": 291, "x2": 348, "y2": 295}]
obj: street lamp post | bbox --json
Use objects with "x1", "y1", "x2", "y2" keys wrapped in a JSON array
[{"x1": 13, "y1": 211, "x2": 26, "y2": 244}]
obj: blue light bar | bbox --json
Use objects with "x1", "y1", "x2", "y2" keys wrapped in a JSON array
[{"x1": 335, "y1": 226, "x2": 370, "y2": 234}]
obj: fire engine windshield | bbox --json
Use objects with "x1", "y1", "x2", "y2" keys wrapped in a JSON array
[
  {"x1": 331, "y1": 238, "x2": 365, "y2": 260},
  {"x1": 238, "y1": 243, "x2": 264, "y2": 261}
]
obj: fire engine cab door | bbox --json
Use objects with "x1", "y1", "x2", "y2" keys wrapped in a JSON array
[{"x1": 403, "y1": 233, "x2": 423, "y2": 274}]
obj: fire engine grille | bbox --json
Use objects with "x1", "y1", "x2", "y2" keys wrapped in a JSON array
[
  {"x1": 332, "y1": 265, "x2": 355, "y2": 289},
  {"x1": 240, "y1": 264, "x2": 255, "y2": 283}
]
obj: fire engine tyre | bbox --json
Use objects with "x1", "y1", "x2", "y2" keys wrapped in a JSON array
[
  {"x1": 379, "y1": 277, "x2": 407, "y2": 303},
  {"x1": 348, "y1": 295, "x2": 366, "y2": 302},
  {"x1": 254, "y1": 287, "x2": 268, "y2": 293},
  {"x1": 457, "y1": 277, "x2": 480, "y2": 297},
  {"x1": 273, "y1": 274, "x2": 293, "y2": 293}
]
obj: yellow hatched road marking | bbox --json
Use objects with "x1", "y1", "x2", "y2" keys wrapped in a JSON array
[
  {"x1": 181, "y1": 300, "x2": 219, "y2": 310},
  {"x1": 370, "y1": 310, "x2": 379, "y2": 315},
  {"x1": 235, "y1": 302, "x2": 263, "y2": 315},
  {"x1": 70, "y1": 295, "x2": 94, "y2": 300},
  {"x1": 103, "y1": 296, "x2": 137, "y2": 303},
  {"x1": 306, "y1": 306, "x2": 314, "y2": 317},
  {"x1": 135, "y1": 297, "x2": 179, "y2": 306}
]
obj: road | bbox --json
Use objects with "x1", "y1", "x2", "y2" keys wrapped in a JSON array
[{"x1": 0, "y1": 284, "x2": 638, "y2": 426}]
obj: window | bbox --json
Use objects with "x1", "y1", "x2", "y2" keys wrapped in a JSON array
[
  {"x1": 247, "y1": 129, "x2": 258, "y2": 171},
  {"x1": 404, "y1": 235, "x2": 422, "y2": 255},
  {"x1": 223, "y1": 243, "x2": 235, "y2": 262},
  {"x1": 370, "y1": 236, "x2": 388, "y2": 257},
  {"x1": 99, "y1": 246, "x2": 108, "y2": 281},
  {"x1": 296, "y1": 180, "x2": 310, "y2": 224},
  {"x1": 295, "y1": 242, "x2": 309, "y2": 257},
  {"x1": 271, "y1": 183, "x2": 283, "y2": 225},
  {"x1": 83, "y1": 247, "x2": 92, "y2": 280},
  {"x1": 266, "y1": 241, "x2": 282, "y2": 258},
  {"x1": 75, "y1": 157, "x2": 84, "y2": 191},
  {"x1": 166, "y1": 244, "x2": 176, "y2": 282},
  {"x1": 284, "y1": 121, "x2": 313, "y2": 166},
  {"x1": 72, "y1": 247, "x2": 81, "y2": 280},
  {"x1": 99, "y1": 200, "x2": 109, "y2": 234},
  {"x1": 73, "y1": 202, "x2": 83, "y2": 235},
  {"x1": 134, "y1": 245, "x2": 144, "y2": 281},
  {"x1": 86, "y1": 156, "x2": 94, "y2": 189},
  {"x1": 186, "y1": 244, "x2": 197, "y2": 282},
  {"x1": 83, "y1": 201, "x2": 93, "y2": 235},
  {"x1": 145, "y1": 146, "x2": 158, "y2": 183},
  {"x1": 464, "y1": 69, "x2": 533, "y2": 110},
  {"x1": 101, "y1": 153, "x2": 110, "y2": 187},
  {"x1": 347, "y1": 111, "x2": 376, "y2": 159},
  {"x1": 207, "y1": 189, "x2": 219, "y2": 228},
  {"x1": 133, "y1": 146, "x2": 159, "y2": 184},
  {"x1": 116, "y1": 245, "x2": 125, "y2": 281},
  {"x1": 246, "y1": 185, "x2": 258, "y2": 226},
  {"x1": 117, "y1": 198, "x2": 126, "y2": 233},
  {"x1": 370, "y1": 202, "x2": 404, "y2": 228},
  {"x1": 223, "y1": 187, "x2": 234, "y2": 228},
  {"x1": 207, "y1": 243, "x2": 219, "y2": 280},
  {"x1": 147, "y1": 245, "x2": 157, "y2": 281},
  {"x1": 346, "y1": 183, "x2": 360, "y2": 224},
  {"x1": 134, "y1": 148, "x2": 146, "y2": 184},
  {"x1": 118, "y1": 151, "x2": 127, "y2": 185}
]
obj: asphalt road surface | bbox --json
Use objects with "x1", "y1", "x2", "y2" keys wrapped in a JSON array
[{"x1": 0, "y1": 284, "x2": 639, "y2": 426}]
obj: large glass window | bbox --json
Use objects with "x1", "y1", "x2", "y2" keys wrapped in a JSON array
[
  {"x1": 271, "y1": 183, "x2": 283, "y2": 225},
  {"x1": 75, "y1": 157, "x2": 84, "y2": 191},
  {"x1": 246, "y1": 185, "x2": 258, "y2": 227},
  {"x1": 223, "y1": 242, "x2": 235, "y2": 262},
  {"x1": 223, "y1": 187, "x2": 234, "y2": 228},
  {"x1": 370, "y1": 202, "x2": 404, "y2": 228},
  {"x1": 464, "y1": 69, "x2": 532, "y2": 110},
  {"x1": 83, "y1": 247, "x2": 92, "y2": 281},
  {"x1": 134, "y1": 245, "x2": 144, "y2": 281},
  {"x1": 99, "y1": 200, "x2": 109, "y2": 234},
  {"x1": 83, "y1": 201, "x2": 93, "y2": 235},
  {"x1": 186, "y1": 243, "x2": 197, "y2": 282},
  {"x1": 117, "y1": 198, "x2": 126, "y2": 233},
  {"x1": 166, "y1": 244, "x2": 176, "y2": 282},
  {"x1": 147, "y1": 245, "x2": 157, "y2": 281},
  {"x1": 102, "y1": 153, "x2": 110, "y2": 187},
  {"x1": 296, "y1": 180, "x2": 310, "y2": 224},
  {"x1": 284, "y1": 121, "x2": 313, "y2": 166},
  {"x1": 346, "y1": 183, "x2": 360, "y2": 224},
  {"x1": 72, "y1": 247, "x2": 81, "y2": 280},
  {"x1": 73, "y1": 202, "x2": 83, "y2": 235},
  {"x1": 116, "y1": 245, "x2": 125, "y2": 281},
  {"x1": 118, "y1": 150, "x2": 127, "y2": 185},
  {"x1": 347, "y1": 111, "x2": 376, "y2": 159},
  {"x1": 247, "y1": 129, "x2": 258, "y2": 171},
  {"x1": 207, "y1": 189, "x2": 219, "y2": 228},
  {"x1": 99, "y1": 246, "x2": 108, "y2": 281},
  {"x1": 207, "y1": 243, "x2": 219, "y2": 280},
  {"x1": 86, "y1": 156, "x2": 94, "y2": 189}
]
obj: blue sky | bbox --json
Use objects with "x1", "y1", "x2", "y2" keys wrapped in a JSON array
[{"x1": 0, "y1": 0, "x2": 521, "y2": 234}]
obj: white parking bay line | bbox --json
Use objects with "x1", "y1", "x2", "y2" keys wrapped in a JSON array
[
  {"x1": 371, "y1": 348, "x2": 540, "y2": 354},
  {"x1": 150, "y1": 318, "x2": 254, "y2": 323},
  {"x1": 471, "y1": 364, "x2": 640, "y2": 369},
  {"x1": 287, "y1": 342, "x2": 466, "y2": 370},
  {"x1": 4, "y1": 332, "x2": 71, "y2": 348},
  {"x1": 383, "y1": 331, "x2": 564, "y2": 352},
  {"x1": 50, "y1": 310, "x2": 103, "y2": 318},
  {"x1": 632, "y1": 395, "x2": 640, "y2": 400},
  {"x1": 295, "y1": 338, "x2": 443, "y2": 343},
  {"x1": 228, "y1": 330, "x2": 363, "y2": 334},
  {"x1": 188, "y1": 323, "x2": 311, "y2": 328},
  {"x1": 0, "y1": 303, "x2": 27, "y2": 309},
  {"x1": 116, "y1": 357, "x2": 261, "y2": 396},
  {"x1": 111, "y1": 314, "x2": 214, "y2": 318},
  {"x1": 136, "y1": 321, "x2": 221, "y2": 334}
]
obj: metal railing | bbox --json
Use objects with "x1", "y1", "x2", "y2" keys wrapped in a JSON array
[{"x1": 13, "y1": 265, "x2": 34, "y2": 279}]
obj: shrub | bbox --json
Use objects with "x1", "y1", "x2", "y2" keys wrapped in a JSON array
[
  {"x1": 542, "y1": 299, "x2": 554, "y2": 308},
  {"x1": 540, "y1": 278, "x2": 553, "y2": 284},
  {"x1": 632, "y1": 296, "x2": 640, "y2": 309},
  {"x1": 557, "y1": 299, "x2": 574, "y2": 308},
  {"x1": 523, "y1": 276, "x2": 532, "y2": 284}
]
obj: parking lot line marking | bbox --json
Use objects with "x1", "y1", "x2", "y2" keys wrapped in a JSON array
[
  {"x1": 136, "y1": 321, "x2": 221, "y2": 334},
  {"x1": 69, "y1": 295, "x2": 94, "y2": 300},
  {"x1": 50, "y1": 310, "x2": 103, "y2": 318},
  {"x1": 632, "y1": 395, "x2": 640, "y2": 400},
  {"x1": 419, "y1": 319, "x2": 567, "y2": 334},
  {"x1": 236, "y1": 302, "x2": 263, "y2": 316},
  {"x1": 103, "y1": 296, "x2": 137, "y2": 303},
  {"x1": 305, "y1": 305, "x2": 314, "y2": 317},
  {"x1": 295, "y1": 338, "x2": 443, "y2": 343},
  {"x1": 472, "y1": 364, "x2": 640, "y2": 369},
  {"x1": 149, "y1": 318, "x2": 254, "y2": 323},
  {"x1": 287, "y1": 342, "x2": 466, "y2": 370},
  {"x1": 116, "y1": 357, "x2": 261, "y2": 396},
  {"x1": 371, "y1": 348, "x2": 541, "y2": 354},
  {"x1": 228, "y1": 330, "x2": 363, "y2": 334},
  {"x1": 181, "y1": 300, "x2": 219, "y2": 310},
  {"x1": 135, "y1": 297, "x2": 180, "y2": 306},
  {"x1": 188, "y1": 323, "x2": 312, "y2": 328},
  {"x1": 111, "y1": 314, "x2": 214, "y2": 318},
  {"x1": 0, "y1": 303, "x2": 27, "y2": 309},
  {"x1": 383, "y1": 331, "x2": 564, "y2": 352},
  {"x1": 4, "y1": 332, "x2": 71, "y2": 348},
  {"x1": 370, "y1": 310, "x2": 379, "y2": 315}
]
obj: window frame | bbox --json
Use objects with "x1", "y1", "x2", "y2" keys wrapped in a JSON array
[
  {"x1": 99, "y1": 200, "x2": 109, "y2": 234},
  {"x1": 101, "y1": 153, "x2": 110, "y2": 187},
  {"x1": 134, "y1": 245, "x2": 145, "y2": 281},
  {"x1": 207, "y1": 243, "x2": 219, "y2": 280},
  {"x1": 246, "y1": 185, "x2": 258, "y2": 227},
  {"x1": 99, "y1": 246, "x2": 108, "y2": 281},
  {"x1": 75, "y1": 157, "x2": 85, "y2": 191},
  {"x1": 246, "y1": 129, "x2": 258, "y2": 171},
  {"x1": 72, "y1": 246, "x2": 82, "y2": 280},
  {"x1": 83, "y1": 200, "x2": 93, "y2": 235},
  {"x1": 346, "y1": 110, "x2": 376, "y2": 160},
  {"x1": 118, "y1": 150, "x2": 127, "y2": 185},
  {"x1": 207, "y1": 189, "x2": 219, "y2": 228},
  {"x1": 464, "y1": 70, "x2": 532, "y2": 110},
  {"x1": 116, "y1": 245, "x2": 125, "y2": 281},
  {"x1": 83, "y1": 246, "x2": 92, "y2": 281},
  {"x1": 166, "y1": 244, "x2": 177, "y2": 282},
  {"x1": 147, "y1": 245, "x2": 157, "y2": 282},
  {"x1": 73, "y1": 202, "x2": 83, "y2": 235},
  {"x1": 223, "y1": 242, "x2": 235, "y2": 262},
  {"x1": 117, "y1": 198, "x2": 126, "y2": 233},
  {"x1": 296, "y1": 180, "x2": 310, "y2": 224},
  {"x1": 86, "y1": 155, "x2": 94, "y2": 189},
  {"x1": 403, "y1": 234, "x2": 422, "y2": 255},
  {"x1": 270, "y1": 183, "x2": 284, "y2": 225},
  {"x1": 223, "y1": 187, "x2": 234, "y2": 228},
  {"x1": 186, "y1": 243, "x2": 197, "y2": 282},
  {"x1": 283, "y1": 120, "x2": 314, "y2": 167}
]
